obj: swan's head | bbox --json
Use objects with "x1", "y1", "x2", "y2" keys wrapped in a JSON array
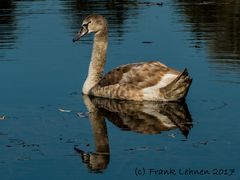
[{"x1": 73, "y1": 14, "x2": 108, "y2": 42}]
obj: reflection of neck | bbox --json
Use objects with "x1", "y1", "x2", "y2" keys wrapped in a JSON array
[
  {"x1": 81, "y1": 95, "x2": 110, "y2": 171},
  {"x1": 89, "y1": 111, "x2": 109, "y2": 154},
  {"x1": 82, "y1": 30, "x2": 108, "y2": 94},
  {"x1": 83, "y1": 96, "x2": 110, "y2": 153}
]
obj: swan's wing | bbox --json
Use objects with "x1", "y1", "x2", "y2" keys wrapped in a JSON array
[
  {"x1": 97, "y1": 63, "x2": 139, "y2": 87},
  {"x1": 98, "y1": 61, "x2": 179, "y2": 89}
]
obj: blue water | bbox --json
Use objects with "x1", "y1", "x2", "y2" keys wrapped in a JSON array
[{"x1": 0, "y1": 0, "x2": 240, "y2": 180}]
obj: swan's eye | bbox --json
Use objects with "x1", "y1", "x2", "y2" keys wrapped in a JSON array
[{"x1": 82, "y1": 21, "x2": 91, "y2": 27}]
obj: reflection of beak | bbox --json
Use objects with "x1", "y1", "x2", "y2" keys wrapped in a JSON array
[{"x1": 72, "y1": 26, "x2": 88, "y2": 42}]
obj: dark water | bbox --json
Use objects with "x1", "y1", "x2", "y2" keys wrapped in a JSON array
[{"x1": 0, "y1": 0, "x2": 239, "y2": 179}]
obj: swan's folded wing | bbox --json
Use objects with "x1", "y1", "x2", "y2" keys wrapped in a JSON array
[
  {"x1": 97, "y1": 63, "x2": 138, "y2": 87},
  {"x1": 98, "y1": 61, "x2": 178, "y2": 89}
]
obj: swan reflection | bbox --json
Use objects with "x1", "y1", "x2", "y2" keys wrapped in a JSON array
[{"x1": 75, "y1": 95, "x2": 192, "y2": 173}]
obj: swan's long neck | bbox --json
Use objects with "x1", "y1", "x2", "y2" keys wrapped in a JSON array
[{"x1": 83, "y1": 30, "x2": 108, "y2": 94}]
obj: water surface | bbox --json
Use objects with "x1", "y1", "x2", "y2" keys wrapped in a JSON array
[{"x1": 0, "y1": 0, "x2": 240, "y2": 180}]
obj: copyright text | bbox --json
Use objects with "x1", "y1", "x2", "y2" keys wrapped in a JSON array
[{"x1": 134, "y1": 168, "x2": 236, "y2": 177}]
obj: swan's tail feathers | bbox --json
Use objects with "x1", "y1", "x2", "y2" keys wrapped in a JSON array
[{"x1": 160, "y1": 68, "x2": 192, "y2": 101}]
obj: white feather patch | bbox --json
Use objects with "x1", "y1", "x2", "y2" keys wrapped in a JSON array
[{"x1": 143, "y1": 73, "x2": 177, "y2": 100}]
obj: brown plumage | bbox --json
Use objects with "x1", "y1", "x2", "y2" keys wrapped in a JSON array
[{"x1": 73, "y1": 15, "x2": 192, "y2": 101}]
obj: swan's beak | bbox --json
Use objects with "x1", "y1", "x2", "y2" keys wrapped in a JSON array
[{"x1": 72, "y1": 26, "x2": 88, "y2": 42}]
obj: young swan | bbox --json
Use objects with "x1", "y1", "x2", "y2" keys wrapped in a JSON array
[{"x1": 73, "y1": 15, "x2": 192, "y2": 101}]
